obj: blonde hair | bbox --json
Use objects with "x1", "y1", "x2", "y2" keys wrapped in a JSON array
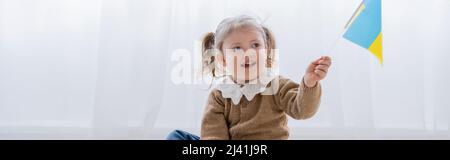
[{"x1": 201, "y1": 15, "x2": 276, "y2": 78}]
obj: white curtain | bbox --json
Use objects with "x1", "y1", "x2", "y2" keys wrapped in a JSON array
[{"x1": 0, "y1": 0, "x2": 449, "y2": 139}]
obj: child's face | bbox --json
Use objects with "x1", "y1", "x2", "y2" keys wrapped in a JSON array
[{"x1": 220, "y1": 27, "x2": 267, "y2": 84}]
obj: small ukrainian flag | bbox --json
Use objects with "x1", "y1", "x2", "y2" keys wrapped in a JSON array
[{"x1": 343, "y1": 0, "x2": 383, "y2": 64}]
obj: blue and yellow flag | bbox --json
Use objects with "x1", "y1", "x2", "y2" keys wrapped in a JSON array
[{"x1": 343, "y1": 0, "x2": 382, "y2": 64}]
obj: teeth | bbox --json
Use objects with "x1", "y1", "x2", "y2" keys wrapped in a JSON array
[{"x1": 241, "y1": 62, "x2": 256, "y2": 67}]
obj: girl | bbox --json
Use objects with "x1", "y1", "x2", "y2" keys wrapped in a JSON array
[{"x1": 167, "y1": 15, "x2": 331, "y2": 140}]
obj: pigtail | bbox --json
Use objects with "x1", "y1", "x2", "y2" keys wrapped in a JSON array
[
  {"x1": 262, "y1": 26, "x2": 276, "y2": 68},
  {"x1": 201, "y1": 32, "x2": 217, "y2": 77}
]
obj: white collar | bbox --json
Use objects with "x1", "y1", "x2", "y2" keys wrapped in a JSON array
[{"x1": 213, "y1": 71, "x2": 277, "y2": 105}]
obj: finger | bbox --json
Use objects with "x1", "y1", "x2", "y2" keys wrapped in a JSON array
[
  {"x1": 325, "y1": 56, "x2": 332, "y2": 64},
  {"x1": 315, "y1": 65, "x2": 329, "y2": 72},
  {"x1": 321, "y1": 56, "x2": 331, "y2": 61},
  {"x1": 314, "y1": 69, "x2": 326, "y2": 78},
  {"x1": 315, "y1": 67, "x2": 327, "y2": 74},
  {"x1": 308, "y1": 60, "x2": 320, "y2": 73},
  {"x1": 318, "y1": 59, "x2": 331, "y2": 66},
  {"x1": 311, "y1": 59, "x2": 320, "y2": 66}
]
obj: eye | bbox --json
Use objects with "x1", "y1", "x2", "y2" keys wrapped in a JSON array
[
  {"x1": 251, "y1": 43, "x2": 260, "y2": 48},
  {"x1": 232, "y1": 46, "x2": 242, "y2": 52}
]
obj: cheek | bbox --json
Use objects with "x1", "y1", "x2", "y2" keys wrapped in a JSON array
[
  {"x1": 215, "y1": 53, "x2": 225, "y2": 66},
  {"x1": 257, "y1": 50, "x2": 268, "y2": 65}
]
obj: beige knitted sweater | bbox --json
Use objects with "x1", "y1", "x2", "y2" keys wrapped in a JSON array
[{"x1": 201, "y1": 76, "x2": 321, "y2": 140}]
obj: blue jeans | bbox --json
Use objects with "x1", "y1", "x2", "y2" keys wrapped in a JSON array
[{"x1": 166, "y1": 130, "x2": 200, "y2": 140}]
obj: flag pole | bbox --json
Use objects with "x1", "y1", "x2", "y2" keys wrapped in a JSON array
[
  {"x1": 325, "y1": 29, "x2": 346, "y2": 55},
  {"x1": 325, "y1": 0, "x2": 365, "y2": 55},
  {"x1": 344, "y1": 0, "x2": 365, "y2": 28}
]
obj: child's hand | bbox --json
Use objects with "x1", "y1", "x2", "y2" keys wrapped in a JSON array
[{"x1": 304, "y1": 56, "x2": 332, "y2": 87}]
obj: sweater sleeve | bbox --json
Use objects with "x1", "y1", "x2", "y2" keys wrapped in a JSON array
[
  {"x1": 276, "y1": 77, "x2": 322, "y2": 120},
  {"x1": 200, "y1": 90, "x2": 230, "y2": 140}
]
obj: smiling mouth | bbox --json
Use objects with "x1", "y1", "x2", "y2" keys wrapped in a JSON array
[{"x1": 241, "y1": 62, "x2": 257, "y2": 68}]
